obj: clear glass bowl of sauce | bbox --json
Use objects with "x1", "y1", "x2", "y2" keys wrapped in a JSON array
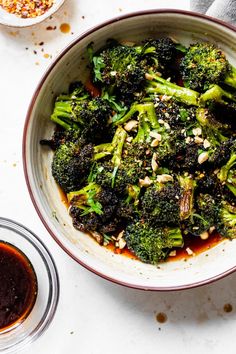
[{"x1": 0, "y1": 218, "x2": 59, "y2": 353}]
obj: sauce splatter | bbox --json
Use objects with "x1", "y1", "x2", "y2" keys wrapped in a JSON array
[
  {"x1": 60, "y1": 23, "x2": 71, "y2": 34},
  {"x1": 156, "y1": 312, "x2": 168, "y2": 323},
  {"x1": 224, "y1": 303, "x2": 233, "y2": 313}
]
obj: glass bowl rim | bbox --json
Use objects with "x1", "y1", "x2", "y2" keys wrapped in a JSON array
[{"x1": 0, "y1": 217, "x2": 60, "y2": 354}]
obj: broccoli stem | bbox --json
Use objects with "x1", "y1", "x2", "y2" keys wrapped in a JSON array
[
  {"x1": 224, "y1": 66, "x2": 236, "y2": 89},
  {"x1": 50, "y1": 101, "x2": 81, "y2": 130},
  {"x1": 199, "y1": 85, "x2": 236, "y2": 106},
  {"x1": 218, "y1": 154, "x2": 236, "y2": 182},
  {"x1": 168, "y1": 228, "x2": 184, "y2": 248},
  {"x1": 146, "y1": 72, "x2": 200, "y2": 106},
  {"x1": 196, "y1": 108, "x2": 228, "y2": 144},
  {"x1": 67, "y1": 182, "x2": 103, "y2": 215},
  {"x1": 93, "y1": 126, "x2": 127, "y2": 161},
  {"x1": 178, "y1": 176, "x2": 196, "y2": 220},
  {"x1": 111, "y1": 127, "x2": 127, "y2": 166},
  {"x1": 93, "y1": 126, "x2": 127, "y2": 188},
  {"x1": 114, "y1": 102, "x2": 158, "y2": 127}
]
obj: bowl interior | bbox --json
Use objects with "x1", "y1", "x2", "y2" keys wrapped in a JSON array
[{"x1": 24, "y1": 11, "x2": 236, "y2": 290}]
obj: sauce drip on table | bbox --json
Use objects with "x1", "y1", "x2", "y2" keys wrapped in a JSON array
[{"x1": 0, "y1": 242, "x2": 37, "y2": 332}]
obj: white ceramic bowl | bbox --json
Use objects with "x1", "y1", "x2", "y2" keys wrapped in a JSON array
[
  {"x1": 23, "y1": 10, "x2": 236, "y2": 291},
  {"x1": 0, "y1": 0, "x2": 64, "y2": 27}
]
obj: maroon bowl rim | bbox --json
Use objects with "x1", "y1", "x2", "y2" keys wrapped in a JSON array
[{"x1": 23, "y1": 9, "x2": 236, "y2": 291}]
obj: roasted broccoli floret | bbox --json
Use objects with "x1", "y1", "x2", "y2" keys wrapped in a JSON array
[
  {"x1": 139, "y1": 37, "x2": 178, "y2": 75},
  {"x1": 94, "y1": 102, "x2": 162, "y2": 194},
  {"x1": 69, "y1": 184, "x2": 122, "y2": 235},
  {"x1": 145, "y1": 72, "x2": 200, "y2": 106},
  {"x1": 52, "y1": 142, "x2": 94, "y2": 193},
  {"x1": 67, "y1": 182, "x2": 103, "y2": 215},
  {"x1": 50, "y1": 82, "x2": 112, "y2": 144},
  {"x1": 199, "y1": 84, "x2": 236, "y2": 109},
  {"x1": 218, "y1": 202, "x2": 236, "y2": 238},
  {"x1": 52, "y1": 126, "x2": 126, "y2": 193},
  {"x1": 153, "y1": 97, "x2": 197, "y2": 130},
  {"x1": 124, "y1": 220, "x2": 183, "y2": 264},
  {"x1": 141, "y1": 180, "x2": 181, "y2": 226},
  {"x1": 183, "y1": 193, "x2": 219, "y2": 236},
  {"x1": 115, "y1": 101, "x2": 175, "y2": 161},
  {"x1": 195, "y1": 107, "x2": 229, "y2": 148},
  {"x1": 180, "y1": 42, "x2": 236, "y2": 92},
  {"x1": 90, "y1": 42, "x2": 146, "y2": 103}
]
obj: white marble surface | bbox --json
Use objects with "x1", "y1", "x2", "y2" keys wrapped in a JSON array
[{"x1": 1, "y1": 0, "x2": 236, "y2": 353}]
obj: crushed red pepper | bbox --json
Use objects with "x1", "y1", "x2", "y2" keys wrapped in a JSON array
[{"x1": 0, "y1": 0, "x2": 54, "y2": 18}]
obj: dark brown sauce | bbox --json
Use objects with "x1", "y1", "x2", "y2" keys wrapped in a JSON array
[
  {"x1": 156, "y1": 312, "x2": 168, "y2": 323},
  {"x1": 0, "y1": 242, "x2": 37, "y2": 332},
  {"x1": 59, "y1": 23, "x2": 71, "y2": 34}
]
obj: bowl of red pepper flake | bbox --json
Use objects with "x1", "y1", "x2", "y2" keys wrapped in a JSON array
[{"x1": 0, "y1": 0, "x2": 65, "y2": 27}]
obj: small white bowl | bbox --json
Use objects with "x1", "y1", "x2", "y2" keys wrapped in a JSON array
[
  {"x1": 0, "y1": 0, "x2": 64, "y2": 27},
  {"x1": 23, "y1": 10, "x2": 236, "y2": 291}
]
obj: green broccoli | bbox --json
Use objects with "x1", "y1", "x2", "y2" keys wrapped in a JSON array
[
  {"x1": 124, "y1": 220, "x2": 183, "y2": 264},
  {"x1": 145, "y1": 72, "x2": 200, "y2": 106},
  {"x1": 52, "y1": 126, "x2": 127, "y2": 193},
  {"x1": 218, "y1": 202, "x2": 236, "y2": 238},
  {"x1": 180, "y1": 42, "x2": 236, "y2": 91},
  {"x1": 52, "y1": 142, "x2": 94, "y2": 193},
  {"x1": 50, "y1": 82, "x2": 113, "y2": 144},
  {"x1": 141, "y1": 180, "x2": 181, "y2": 227},
  {"x1": 90, "y1": 42, "x2": 146, "y2": 103}
]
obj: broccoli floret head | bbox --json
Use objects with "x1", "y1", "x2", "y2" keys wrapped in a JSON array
[
  {"x1": 68, "y1": 183, "x2": 122, "y2": 235},
  {"x1": 218, "y1": 202, "x2": 236, "y2": 238},
  {"x1": 141, "y1": 181, "x2": 181, "y2": 226},
  {"x1": 183, "y1": 193, "x2": 220, "y2": 236},
  {"x1": 94, "y1": 145, "x2": 148, "y2": 196},
  {"x1": 50, "y1": 82, "x2": 113, "y2": 145},
  {"x1": 180, "y1": 42, "x2": 230, "y2": 91},
  {"x1": 52, "y1": 142, "x2": 93, "y2": 193},
  {"x1": 154, "y1": 97, "x2": 197, "y2": 130},
  {"x1": 91, "y1": 43, "x2": 145, "y2": 103},
  {"x1": 124, "y1": 220, "x2": 183, "y2": 264},
  {"x1": 140, "y1": 37, "x2": 177, "y2": 75}
]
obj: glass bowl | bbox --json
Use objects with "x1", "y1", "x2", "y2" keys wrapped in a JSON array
[{"x1": 0, "y1": 217, "x2": 59, "y2": 353}]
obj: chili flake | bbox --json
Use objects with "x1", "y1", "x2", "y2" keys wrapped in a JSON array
[{"x1": 0, "y1": 0, "x2": 55, "y2": 18}]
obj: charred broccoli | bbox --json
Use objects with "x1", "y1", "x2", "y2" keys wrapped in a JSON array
[
  {"x1": 43, "y1": 36, "x2": 236, "y2": 265},
  {"x1": 180, "y1": 42, "x2": 236, "y2": 92},
  {"x1": 124, "y1": 220, "x2": 183, "y2": 264},
  {"x1": 141, "y1": 180, "x2": 181, "y2": 227},
  {"x1": 52, "y1": 126, "x2": 126, "y2": 193},
  {"x1": 52, "y1": 142, "x2": 94, "y2": 193},
  {"x1": 218, "y1": 202, "x2": 236, "y2": 238},
  {"x1": 50, "y1": 82, "x2": 112, "y2": 144},
  {"x1": 90, "y1": 42, "x2": 146, "y2": 103}
]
